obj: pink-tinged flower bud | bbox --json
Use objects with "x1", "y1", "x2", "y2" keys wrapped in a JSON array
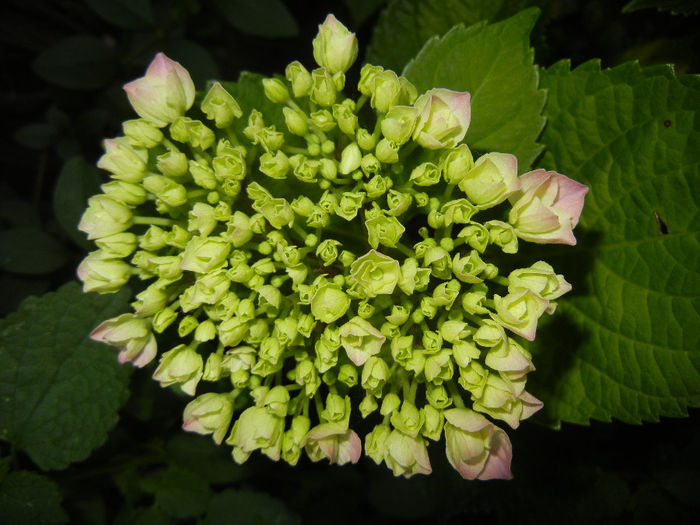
[
  {"x1": 182, "y1": 392, "x2": 234, "y2": 444},
  {"x1": 97, "y1": 138, "x2": 148, "y2": 183},
  {"x1": 226, "y1": 406, "x2": 284, "y2": 463},
  {"x1": 90, "y1": 313, "x2": 157, "y2": 368},
  {"x1": 77, "y1": 252, "x2": 132, "y2": 293},
  {"x1": 304, "y1": 423, "x2": 362, "y2": 465},
  {"x1": 79, "y1": 194, "x2": 134, "y2": 240},
  {"x1": 384, "y1": 429, "x2": 432, "y2": 478},
  {"x1": 312, "y1": 14, "x2": 358, "y2": 75},
  {"x1": 472, "y1": 374, "x2": 543, "y2": 429},
  {"x1": 459, "y1": 152, "x2": 520, "y2": 209},
  {"x1": 492, "y1": 287, "x2": 549, "y2": 341},
  {"x1": 412, "y1": 88, "x2": 471, "y2": 149},
  {"x1": 508, "y1": 169, "x2": 589, "y2": 245},
  {"x1": 339, "y1": 316, "x2": 386, "y2": 366},
  {"x1": 485, "y1": 338, "x2": 534, "y2": 378},
  {"x1": 123, "y1": 52, "x2": 195, "y2": 128},
  {"x1": 152, "y1": 344, "x2": 203, "y2": 395},
  {"x1": 443, "y1": 408, "x2": 513, "y2": 480}
]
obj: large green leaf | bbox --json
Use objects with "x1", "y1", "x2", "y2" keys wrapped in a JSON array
[
  {"x1": 367, "y1": 0, "x2": 547, "y2": 73},
  {"x1": 0, "y1": 283, "x2": 131, "y2": 469},
  {"x1": 0, "y1": 470, "x2": 68, "y2": 524},
  {"x1": 528, "y1": 59, "x2": 700, "y2": 426},
  {"x1": 402, "y1": 9, "x2": 546, "y2": 171}
]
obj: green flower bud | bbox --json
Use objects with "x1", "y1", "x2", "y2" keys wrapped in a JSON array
[
  {"x1": 295, "y1": 359, "x2": 321, "y2": 397},
  {"x1": 459, "y1": 152, "x2": 519, "y2": 209},
  {"x1": 315, "y1": 239, "x2": 341, "y2": 266},
  {"x1": 358, "y1": 63, "x2": 383, "y2": 95},
  {"x1": 143, "y1": 174, "x2": 187, "y2": 207},
  {"x1": 365, "y1": 423, "x2": 391, "y2": 463},
  {"x1": 471, "y1": 375, "x2": 542, "y2": 429},
  {"x1": 292, "y1": 156, "x2": 319, "y2": 183},
  {"x1": 312, "y1": 14, "x2": 358, "y2": 74},
  {"x1": 226, "y1": 405, "x2": 284, "y2": 463},
  {"x1": 457, "y1": 222, "x2": 489, "y2": 253},
  {"x1": 339, "y1": 142, "x2": 362, "y2": 175},
  {"x1": 97, "y1": 138, "x2": 147, "y2": 182},
  {"x1": 286, "y1": 61, "x2": 312, "y2": 98},
  {"x1": 384, "y1": 429, "x2": 432, "y2": 478},
  {"x1": 485, "y1": 220, "x2": 519, "y2": 254},
  {"x1": 409, "y1": 162, "x2": 441, "y2": 187},
  {"x1": 507, "y1": 261, "x2": 572, "y2": 302},
  {"x1": 452, "y1": 250, "x2": 486, "y2": 283},
  {"x1": 399, "y1": 76, "x2": 418, "y2": 105},
  {"x1": 440, "y1": 144, "x2": 474, "y2": 185},
  {"x1": 181, "y1": 235, "x2": 231, "y2": 273},
  {"x1": 361, "y1": 356, "x2": 390, "y2": 396},
  {"x1": 424, "y1": 350, "x2": 454, "y2": 383},
  {"x1": 380, "y1": 392, "x2": 401, "y2": 416},
  {"x1": 421, "y1": 405, "x2": 444, "y2": 441},
  {"x1": 310, "y1": 283, "x2": 351, "y2": 323},
  {"x1": 474, "y1": 319, "x2": 506, "y2": 348},
  {"x1": 425, "y1": 383, "x2": 452, "y2": 409},
  {"x1": 262, "y1": 77, "x2": 290, "y2": 104},
  {"x1": 100, "y1": 180, "x2": 147, "y2": 206},
  {"x1": 356, "y1": 128, "x2": 377, "y2": 152},
  {"x1": 95, "y1": 232, "x2": 137, "y2": 259},
  {"x1": 177, "y1": 315, "x2": 198, "y2": 336},
  {"x1": 170, "y1": 116, "x2": 215, "y2": 150},
  {"x1": 213, "y1": 150, "x2": 246, "y2": 181},
  {"x1": 339, "y1": 316, "x2": 386, "y2": 366},
  {"x1": 391, "y1": 401, "x2": 424, "y2": 438},
  {"x1": 310, "y1": 109, "x2": 336, "y2": 131},
  {"x1": 122, "y1": 118, "x2": 163, "y2": 148},
  {"x1": 310, "y1": 68, "x2": 336, "y2": 107},
  {"x1": 152, "y1": 344, "x2": 203, "y2": 395},
  {"x1": 282, "y1": 415, "x2": 311, "y2": 466},
  {"x1": 259, "y1": 198, "x2": 294, "y2": 229},
  {"x1": 259, "y1": 150, "x2": 290, "y2": 180},
  {"x1": 332, "y1": 101, "x2": 358, "y2": 136},
  {"x1": 152, "y1": 306, "x2": 178, "y2": 333},
  {"x1": 374, "y1": 137, "x2": 400, "y2": 164},
  {"x1": 381, "y1": 105, "x2": 418, "y2": 145},
  {"x1": 423, "y1": 246, "x2": 451, "y2": 280},
  {"x1": 183, "y1": 392, "x2": 234, "y2": 444},
  {"x1": 79, "y1": 195, "x2": 133, "y2": 240},
  {"x1": 384, "y1": 189, "x2": 411, "y2": 216},
  {"x1": 365, "y1": 213, "x2": 405, "y2": 250},
  {"x1": 201, "y1": 82, "x2": 242, "y2": 128},
  {"x1": 492, "y1": 287, "x2": 549, "y2": 341},
  {"x1": 283, "y1": 107, "x2": 308, "y2": 137},
  {"x1": 337, "y1": 363, "x2": 358, "y2": 387},
  {"x1": 156, "y1": 149, "x2": 189, "y2": 177},
  {"x1": 187, "y1": 202, "x2": 217, "y2": 236},
  {"x1": 77, "y1": 252, "x2": 132, "y2": 293},
  {"x1": 422, "y1": 330, "x2": 443, "y2": 354},
  {"x1": 485, "y1": 338, "x2": 534, "y2": 377},
  {"x1": 334, "y1": 191, "x2": 365, "y2": 221},
  {"x1": 371, "y1": 70, "x2": 402, "y2": 113},
  {"x1": 440, "y1": 320, "x2": 472, "y2": 344},
  {"x1": 296, "y1": 313, "x2": 317, "y2": 337},
  {"x1": 441, "y1": 199, "x2": 477, "y2": 226},
  {"x1": 131, "y1": 283, "x2": 168, "y2": 316},
  {"x1": 452, "y1": 340, "x2": 480, "y2": 368},
  {"x1": 461, "y1": 283, "x2": 490, "y2": 315},
  {"x1": 224, "y1": 211, "x2": 253, "y2": 248},
  {"x1": 350, "y1": 249, "x2": 400, "y2": 297},
  {"x1": 397, "y1": 258, "x2": 430, "y2": 295}
]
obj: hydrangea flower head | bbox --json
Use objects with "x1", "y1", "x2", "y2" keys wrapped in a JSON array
[{"x1": 78, "y1": 15, "x2": 588, "y2": 479}]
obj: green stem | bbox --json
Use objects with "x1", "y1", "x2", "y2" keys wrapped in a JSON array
[
  {"x1": 133, "y1": 216, "x2": 176, "y2": 227},
  {"x1": 446, "y1": 380, "x2": 466, "y2": 408}
]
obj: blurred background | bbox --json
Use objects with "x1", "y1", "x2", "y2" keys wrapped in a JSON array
[{"x1": 0, "y1": 1, "x2": 698, "y2": 523}]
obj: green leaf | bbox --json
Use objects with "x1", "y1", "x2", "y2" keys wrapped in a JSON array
[
  {"x1": 0, "y1": 228, "x2": 69, "y2": 275},
  {"x1": 402, "y1": 9, "x2": 546, "y2": 171},
  {"x1": 0, "y1": 470, "x2": 68, "y2": 524},
  {"x1": 14, "y1": 123, "x2": 58, "y2": 150},
  {"x1": 622, "y1": 0, "x2": 700, "y2": 14},
  {"x1": 85, "y1": 0, "x2": 155, "y2": 29},
  {"x1": 204, "y1": 489, "x2": 300, "y2": 525},
  {"x1": 33, "y1": 36, "x2": 118, "y2": 90},
  {"x1": 367, "y1": 0, "x2": 546, "y2": 73},
  {"x1": 212, "y1": 0, "x2": 299, "y2": 38},
  {"x1": 53, "y1": 156, "x2": 103, "y2": 249},
  {"x1": 141, "y1": 466, "x2": 212, "y2": 519},
  {"x1": 0, "y1": 283, "x2": 131, "y2": 470},
  {"x1": 528, "y1": 59, "x2": 700, "y2": 426}
]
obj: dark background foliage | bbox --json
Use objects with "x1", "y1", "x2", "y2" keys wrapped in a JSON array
[{"x1": 0, "y1": 0, "x2": 698, "y2": 523}]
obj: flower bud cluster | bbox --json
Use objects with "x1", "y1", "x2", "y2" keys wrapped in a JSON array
[{"x1": 79, "y1": 15, "x2": 588, "y2": 479}]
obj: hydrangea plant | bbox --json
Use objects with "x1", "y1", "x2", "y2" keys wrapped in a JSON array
[{"x1": 78, "y1": 14, "x2": 588, "y2": 479}]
